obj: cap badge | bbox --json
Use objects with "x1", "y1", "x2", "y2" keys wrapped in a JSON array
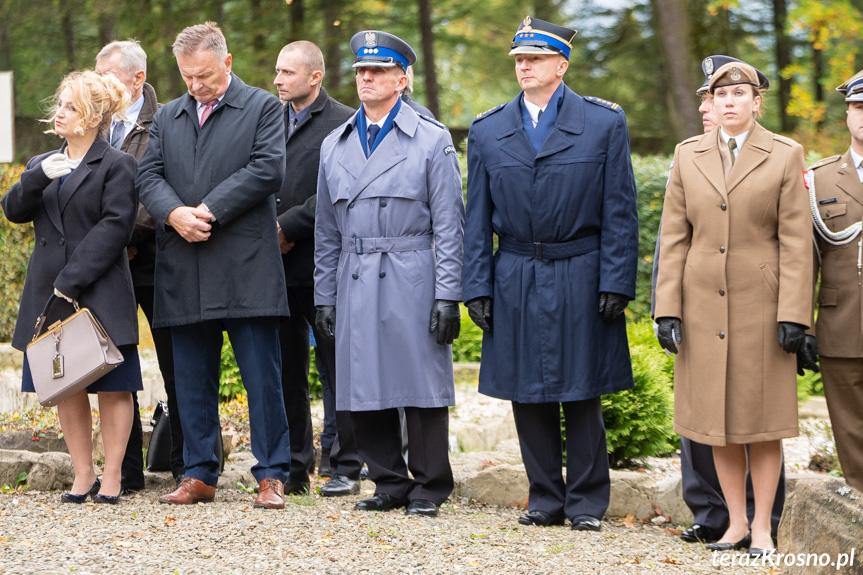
[
  {"x1": 522, "y1": 16, "x2": 532, "y2": 32},
  {"x1": 730, "y1": 67, "x2": 741, "y2": 81},
  {"x1": 704, "y1": 57, "x2": 714, "y2": 75},
  {"x1": 364, "y1": 32, "x2": 377, "y2": 48}
]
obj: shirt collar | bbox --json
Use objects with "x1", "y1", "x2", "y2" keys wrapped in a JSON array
[
  {"x1": 197, "y1": 75, "x2": 232, "y2": 111},
  {"x1": 364, "y1": 113, "x2": 388, "y2": 130},
  {"x1": 118, "y1": 92, "x2": 146, "y2": 126},
  {"x1": 720, "y1": 128, "x2": 749, "y2": 149},
  {"x1": 522, "y1": 97, "x2": 546, "y2": 125},
  {"x1": 850, "y1": 147, "x2": 863, "y2": 171}
]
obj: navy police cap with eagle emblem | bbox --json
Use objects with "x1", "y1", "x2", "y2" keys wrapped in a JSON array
[
  {"x1": 697, "y1": 55, "x2": 769, "y2": 95},
  {"x1": 836, "y1": 69, "x2": 863, "y2": 102},
  {"x1": 509, "y1": 16, "x2": 577, "y2": 60},
  {"x1": 350, "y1": 30, "x2": 417, "y2": 70}
]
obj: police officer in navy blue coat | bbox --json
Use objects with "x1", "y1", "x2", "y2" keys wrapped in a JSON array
[{"x1": 464, "y1": 16, "x2": 638, "y2": 531}]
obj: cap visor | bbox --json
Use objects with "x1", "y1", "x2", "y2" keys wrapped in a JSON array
[
  {"x1": 508, "y1": 46, "x2": 559, "y2": 56},
  {"x1": 352, "y1": 60, "x2": 399, "y2": 68}
]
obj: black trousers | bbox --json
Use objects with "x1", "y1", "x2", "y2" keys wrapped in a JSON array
[
  {"x1": 680, "y1": 437, "x2": 785, "y2": 534},
  {"x1": 121, "y1": 285, "x2": 185, "y2": 488},
  {"x1": 512, "y1": 398, "x2": 610, "y2": 520},
  {"x1": 282, "y1": 286, "x2": 362, "y2": 479},
  {"x1": 351, "y1": 406, "x2": 453, "y2": 504}
]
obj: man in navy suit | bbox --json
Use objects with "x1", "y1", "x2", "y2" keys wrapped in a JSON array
[{"x1": 463, "y1": 16, "x2": 638, "y2": 531}]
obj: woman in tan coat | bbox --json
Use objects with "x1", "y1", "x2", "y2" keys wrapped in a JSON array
[{"x1": 654, "y1": 61, "x2": 813, "y2": 555}]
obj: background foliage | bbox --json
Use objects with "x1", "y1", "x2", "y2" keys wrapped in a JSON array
[{"x1": 0, "y1": 164, "x2": 31, "y2": 342}]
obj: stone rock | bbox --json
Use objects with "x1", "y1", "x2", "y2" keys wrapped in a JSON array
[
  {"x1": 217, "y1": 450, "x2": 256, "y2": 490},
  {"x1": 607, "y1": 470, "x2": 656, "y2": 520},
  {"x1": 653, "y1": 475, "x2": 693, "y2": 525},
  {"x1": 0, "y1": 430, "x2": 68, "y2": 453},
  {"x1": 452, "y1": 415, "x2": 517, "y2": 452},
  {"x1": 778, "y1": 478, "x2": 863, "y2": 574},
  {"x1": 455, "y1": 463, "x2": 529, "y2": 507},
  {"x1": 0, "y1": 448, "x2": 73, "y2": 490}
]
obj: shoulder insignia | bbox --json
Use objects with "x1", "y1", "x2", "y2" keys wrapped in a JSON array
[
  {"x1": 808, "y1": 154, "x2": 842, "y2": 171},
  {"x1": 475, "y1": 103, "x2": 506, "y2": 120},
  {"x1": 584, "y1": 96, "x2": 622, "y2": 112},
  {"x1": 772, "y1": 134, "x2": 797, "y2": 147},
  {"x1": 419, "y1": 114, "x2": 447, "y2": 130},
  {"x1": 443, "y1": 144, "x2": 456, "y2": 156}
]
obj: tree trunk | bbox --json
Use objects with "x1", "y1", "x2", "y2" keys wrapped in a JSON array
[
  {"x1": 322, "y1": 0, "x2": 342, "y2": 94},
  {"x1": 416, "y1": 0, "x2": 440, "y2": 118},
  {"x1": 651, "y1": 0, "x2": 700, "y2": 140},
  {"x1": 0, "y1": 0, "x2": 12, "y2": 71},
  {"x1": 533, "y1": 0, "x2": 559, "y2": 21},
  {"x1": 813, "y1": 46, "x2": 825, "y2": 128},
  {"x1": 772, "y1": 0, "x2": 794, "y2": 132},
  {"x1": 62, "y1": 6, "x2": 76, "y2": 71},
  {"x1": 290, "y1": 0, "x2": 304, "y2": 42}
]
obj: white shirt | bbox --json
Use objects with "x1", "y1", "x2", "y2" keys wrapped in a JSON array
[
  {"x1": 109, "y1": 92, "x2": 145, "y2": 143},
  {"x1": 720, "y1": 128, "x2": 749, "y2": 160},
  {"x1": 850, "y1": 148, "x2": 863, "y2": 183},
  {"x1": 195, "y1": 75, "x2": 232, "y2": 123},
  {"x1": 522, "y1": 98, "x2": 547, "y2": 128}
]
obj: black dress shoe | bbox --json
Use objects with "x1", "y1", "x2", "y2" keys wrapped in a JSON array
[
  {"x1": 284, "y1": 478, "x2": 311, "y2": 495},
  {"x1": 355, "y1": 493, "x2": 407, "y2": 512},
  {"x1": 405, "y1": 499, "x2": 438, "y2": 517},
  {"x1": 320, "y1": 474, "x2": 360, "y2": 497},
  {"x1": 681, "y1": 524, "x2": 722, "y2": 544},
  {"x1": 518, "y1": 510, "x2": 565, "y2": 527},
  {"x1": 570, "y1": 514, "x2": 602, "y2": 531},
  {"x1": 61, "y1": 479, "x2": 101, "y2": 504},
  {"x1": 92, "y1": 492, "x2": 121, "y2": 505},
  {"x1": 706, "y1": 533, "x2": 751, "y2": 551}
]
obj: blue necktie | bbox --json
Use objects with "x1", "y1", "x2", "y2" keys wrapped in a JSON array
[
  {"x1": 110, "y1": 121, "x2": 125, "y2": 148},
  {"x1": 368, "y1": 124, "x2": 381, "y2": 154}
]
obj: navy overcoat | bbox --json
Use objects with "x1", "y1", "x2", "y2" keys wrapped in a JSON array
[
  {"x1": 136, "y1": 74, "x2": 288, "y2": 328},
  {"x1": 463, "y1": 85, "x2": 638, "y2": 403}
]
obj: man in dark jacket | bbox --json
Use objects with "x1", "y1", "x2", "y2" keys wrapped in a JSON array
[
  {"x1": 96, "y1": 39, "x2": 186, "y2": 491},
  {"x1": 272, "y1": 40, "x2": 362, "y2": 496},
  {"x1": 137, "y1": 22, "x2": 291, "y2": 509}
]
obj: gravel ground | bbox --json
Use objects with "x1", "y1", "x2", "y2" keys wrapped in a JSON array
[{"x1": 0, "y1": 486, "x2": 777, "y2": 574}]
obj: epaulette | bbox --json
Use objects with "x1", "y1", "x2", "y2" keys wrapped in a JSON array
[
  {"x1": 772, "y1": 134, "x2": 797, "y2": 147},
  {"x1": 680, "y1": 135, "x2": 700, "y2": 145},
  {"x1": 474, "y1": 103, "x2": 506, "y2": 121},
  {"x1": 584, "y1": 96, "x2": 622, "y2": 112},
  {"x1": 419, "y1": 114, "x2": 447, "y2": 130},
  {"x1": 808, "y1": 154, "x2": 842, "y2": 170}
]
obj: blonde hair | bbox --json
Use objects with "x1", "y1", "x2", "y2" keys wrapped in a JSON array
[{"x1": 43, "y1": 70, "x2": 130, "y2": 137}]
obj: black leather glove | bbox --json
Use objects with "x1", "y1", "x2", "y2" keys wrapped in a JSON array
[
  {"x1": 315, "y1": 305, "x2": 336, "y2": 345},
  {"x1": 778, "y1": 322, "x2": 807, "y2": 354},
  {"x1": 465, "y1": 296, "x2": 492, "y2": 333},
  {"x1": 598, "y1": 292, "x2": 629, "y2": 322},
  {"x1": 430, "y1": 299, "x2": 460, "y2": 345},
  {"x1": 796, "y1": 334, "x2": 820, "y2": 376},
  {"x1": 656, "y1": 317, "x2": 682, "y2": 354}
]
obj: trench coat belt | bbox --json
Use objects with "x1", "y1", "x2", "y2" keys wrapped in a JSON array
[
  {"x1": 341, "y1": 234, "x2": 434, "y2": 255},
  {"x1": 498, "y1": 234, "x2": 600, "y2": 260}
]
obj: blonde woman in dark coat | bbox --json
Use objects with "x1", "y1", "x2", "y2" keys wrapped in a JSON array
[
  {"x1": 2, "y1": 71, "x2": 140, "y2": 504},
  {"x1": 655, "y1": 62, "x2": 813, "y2": 556}
]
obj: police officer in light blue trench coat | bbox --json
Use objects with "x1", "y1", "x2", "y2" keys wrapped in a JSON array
[
  {"x1": 463, "y1": 16, "x2": 638, "y2": 531},
  {"x1": 314, "y1": 30, "x2": 464, "y2": 517}
]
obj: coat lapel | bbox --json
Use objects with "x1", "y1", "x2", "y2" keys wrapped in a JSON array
[
  {"x1": 692, "y1": 130, "x2": 728, "y2": 200},
  {"x1": 725, "y1": 122, "x2": 771, "y2": 194},
  {"x1": 42, "y1": 177, "x2": 63, "y2": 233},
  {"x1": 59, "y1": 139, "x2": 109, "y2": 213},
  {"x1": 346, "y1": 106, "x2": 415, "y2": 202},
  {"x1": 833, "y1": 150, "x2": 863, "y2": 209},
  {"x1": 536, "y1": 86, "x2": 584, "y2": 159},
  {"x1": 336, "y1": 114, "x2": 366, "y2": 185},
  {"x1": 497, "y1": 96, "x2": 536, "y2": 167}
]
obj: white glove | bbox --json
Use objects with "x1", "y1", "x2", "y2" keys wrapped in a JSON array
[
  {"x1": 53, "y1": 288, "x2": 74, "y2": 303},
  {"x1": 41, "y1": 153, "x2": 72, "y2": 179}
]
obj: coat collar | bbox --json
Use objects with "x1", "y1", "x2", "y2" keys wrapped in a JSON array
[
  {"x1": 834, "y1": 149, "x2": 863, "y2": 209},
  {"x1": 43, "y1": 138, "x2": 110, "y2": 228},
  {"x1": 495, "y1": 83, "x2": 585, "y2": 166},
  {"x1": 137, "y1": 82, "x2": 159, "y2": 126},
  {"x1": 174, "y1": 72, "x2": 246, "y2": 123},
  {"x1": 285, "y1": 87, "x2": 333, "y2": 142},
  {"x1": 692, "y1": 122, "x2": 772, "y2": 198}
]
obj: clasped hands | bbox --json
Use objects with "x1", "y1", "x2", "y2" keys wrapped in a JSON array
[{"x1": 167, "y1": 204, "x2": 212, "y2": 243}]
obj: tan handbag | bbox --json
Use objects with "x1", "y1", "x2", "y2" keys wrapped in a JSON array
[{"x1": 25, "y1": 295, "x2": 124, "y2": 407}]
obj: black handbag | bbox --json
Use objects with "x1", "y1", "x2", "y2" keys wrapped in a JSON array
[{"x1": 146, "y1": 400, "x2": 225, "y2": 472}]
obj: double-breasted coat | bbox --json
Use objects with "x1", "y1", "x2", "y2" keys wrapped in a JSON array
[
  {"x1": 136, "y1": 73, "x2": 288, "y2": 328},
  {"x1": 654, "y1": 123, "x2": 813, "y2": 446},
  {"x1": 2, "y1": 139, "x2": 139, "y2": 351},
  {"x1": 314, "y1": 102, "x2": 465, "y2": 411},
  {"x1": 463, "y1": 85, "x2": 638, "y2": 403}
]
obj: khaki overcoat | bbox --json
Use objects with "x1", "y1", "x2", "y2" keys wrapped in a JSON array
[{"x1": 654, "y1": 122, "x2": 813, "y2": 446}]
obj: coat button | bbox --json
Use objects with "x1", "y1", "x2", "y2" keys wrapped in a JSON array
[
  {"x1": 352, "y1": 273, "x2": 359, "y2": 280},
  {"x1": 719, "y1": 289, "x2": 725, "y2": 296},
  {"x1": 379, "y1": 271, "x2": 386, "y2": 278},
  {"x1": 825, "y1": 211, "x2": 830, "y2": 218},
  {"x1": 39, "y1": 238, "x2": 46, "y2": 246},
  {"x1": 59, "y1": 238, "x2": 65, "y2": 245},
  {"x1": 719, "y1": 245, "x2": 725, "y2": 253},
  {"x1": 719, "y1": 332, "x2": 726, "y2": 339},
  {"x1": 348, "y1": 202, "x2": 355, "y2": 209},
  {"x1": 721, "y1": 203, "x2": 727, "y2": 211},
  {"x1": 380, "y1": 199, "x2": 388, "y2": 207},
  {"x1": 276, "y1": 198, "x2": 281, "y2": 205}
]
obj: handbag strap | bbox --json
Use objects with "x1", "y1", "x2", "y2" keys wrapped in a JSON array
[{"x1": 32, "y1": 294, "x2": 80, "y2": 341}]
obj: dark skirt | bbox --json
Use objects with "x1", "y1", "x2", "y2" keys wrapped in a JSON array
[{"x1": 22, "y1": 344, "x2": 143, "y2": 394}]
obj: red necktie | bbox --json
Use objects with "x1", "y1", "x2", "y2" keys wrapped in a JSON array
[{"x1": 200, "y1": 100, "x2": 216, "y2": 127}]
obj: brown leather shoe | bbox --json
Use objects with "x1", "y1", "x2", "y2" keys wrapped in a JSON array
[
  {"x1": 158, "y1": 477, "x2": 216, "y2": 505},
  {"x1": 254, "y1": 478, "x2": 285, "y2": 510}
]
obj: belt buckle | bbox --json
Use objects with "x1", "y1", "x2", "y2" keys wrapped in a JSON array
[
  {"x1": 533, "y1": 242, "x2": 543, "y2": 260},
  {"x1": 355, "y1": 236, "x2": 364, "y2": 255}
]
